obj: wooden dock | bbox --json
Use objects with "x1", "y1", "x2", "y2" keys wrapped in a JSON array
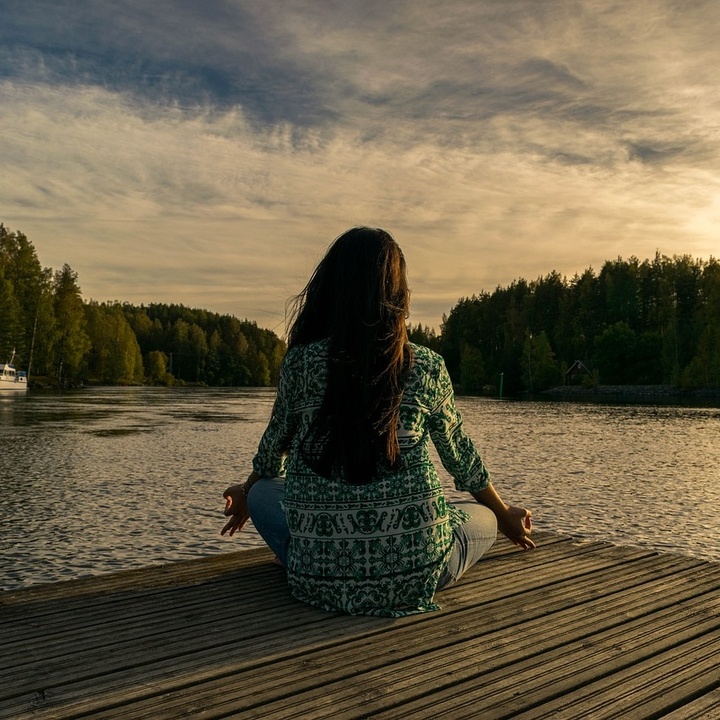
[{"x1": 2, "y1": 531, "x2": 719, "y2": 719}]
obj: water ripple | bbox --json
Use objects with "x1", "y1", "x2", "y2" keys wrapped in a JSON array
[{"x1": 1, "y1": 388, "x2": 718, "y2": 591}]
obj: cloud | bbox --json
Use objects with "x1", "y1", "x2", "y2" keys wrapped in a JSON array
[
  {"x1": 1, "y1": 0, "x2": 719, "y2": 331},
  {"x1": 0, "y1": 0, "x2": 338, "y2": 125}
]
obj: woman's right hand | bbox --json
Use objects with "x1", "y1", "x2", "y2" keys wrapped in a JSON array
[
  {"x1": 220, "y1": 483, "x2": 250, "y2": 537},
  {"x1": 471, "y1": 483, "x2": 536, "y2": 550},
  {"x1": 496, "y1": 505, "x2": 535, "y2": 550}
]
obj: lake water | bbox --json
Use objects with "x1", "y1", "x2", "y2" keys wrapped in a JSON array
[{"x1": 1, "y1": 387, "x2": 719, "y2": 591}]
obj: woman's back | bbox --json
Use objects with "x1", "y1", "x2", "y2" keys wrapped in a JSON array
[{"x1": 255, "y1": 340, "x2": 490, "y2": 616}]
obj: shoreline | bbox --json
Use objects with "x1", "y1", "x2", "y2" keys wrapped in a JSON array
[
  {"x1": 456, "y1": 383, "x2": 720, "y2": 404},
  {"x1": 541, "y1": 384, "x2": 720, "y2": 401}
]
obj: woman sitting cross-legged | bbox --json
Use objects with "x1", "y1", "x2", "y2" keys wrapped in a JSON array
[{"x1": 222, "y1": 226, "x2": 534, "y2": 617}]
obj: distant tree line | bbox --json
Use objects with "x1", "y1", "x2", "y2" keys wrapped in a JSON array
[
  {"x1": 1, "y1": 224, "x2": 285, "y2": 387},
  {"x1": 4, "y1": 222, "x2": 718, "y2": 393},
  {"x1": 436, "y1": 254, "x2": 720, "y2": 394}
]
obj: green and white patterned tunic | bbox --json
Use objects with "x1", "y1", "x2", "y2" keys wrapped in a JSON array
[{"x1": 252, "y1": 341, "x2": 490, "y2": 617}]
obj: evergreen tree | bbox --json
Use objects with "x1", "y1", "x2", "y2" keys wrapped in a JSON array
[
  {"x1": 459, "y1": 345, "x2": 486, "y2": 392},
  {"x1": 408, "y1": 323, "x2": 441, "y2": 352},
  {"x1": 53, "y1": 264, "x2": 91, "y2": 383},
  {"x1": 522, "y1": 331, "x2": 562, "y2": 391},
  {"x1": 187, "y1": 323, "x2": 209, "y2": 382},
  {"x1": 683, "y1": 258, "x2": 720, "y2": 387},
  {"x1": 0, "y1": 224, "x2": 55, "y2": 373},
  {"x1": 0, "y1": 269, "x2": 23, "y2": 360}
]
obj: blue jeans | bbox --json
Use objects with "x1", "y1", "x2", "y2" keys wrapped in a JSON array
[
  {"x1": 246, "y1": 478, "x2": 497, "y2": 589},
  {"x1": 246, "y1": 478, "x2": 291, "y2": 564},
  {"x1": 435, "y1": 503, "x2": 498, "y2": 589}
]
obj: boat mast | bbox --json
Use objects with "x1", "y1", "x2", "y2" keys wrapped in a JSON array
[{"x1": 27, "y1": 310, "x2": 38, "y2": 381}]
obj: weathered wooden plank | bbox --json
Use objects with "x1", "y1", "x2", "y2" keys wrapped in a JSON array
[
  {"x1": 660, "y1": 688, "x2": 720, "y2": 720},
  {"x1": 233, "y1": 556, "x2": 716, "y2": 714},
  {"x1": 1, "y1": 533, "x2": 718, "y2": 720},
  {"x1": 0, "y1": 533, "x2": 565, "y2": 659},
  {"x1": 0, "y1": 549, "x2": 269, "y2": 606},
  {"x1": 19, "y1": 552, "x2": 712, "y2": 717},
  {"x1": 0, "y1": 552, "x2": 286, "y2": 672},
  {"x1": 0, "y1": 571, "x2": 296, "y2": 668},
  {"x1": 0, "y1": 536, "x2": 621, "y2": 682},
  {"x1": 222, "y1": 567, "x2": 720, "y2": 720},
  {"x1": 507, "y1": 631, "x2": 720, "y2": 720}
]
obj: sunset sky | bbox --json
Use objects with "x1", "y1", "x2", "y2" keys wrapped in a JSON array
[{"x1": 1, "y1": 0, "x2": 718, "y2": 334}]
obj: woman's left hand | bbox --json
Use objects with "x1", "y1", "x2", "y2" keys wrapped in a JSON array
[
  {"x1": 471, "y1": 483, "x2": 536, "y2": 551},
  {"x1": 497, "y1": 506, "x2": 535, "y2": 550},
  {"x1": 221, "y1": 483, "x2": 250, "y2": 537}
]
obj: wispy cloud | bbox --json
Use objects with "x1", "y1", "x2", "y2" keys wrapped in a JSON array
[{"x1": 1, "y1": 0, "x2": 718, "y2": 331}]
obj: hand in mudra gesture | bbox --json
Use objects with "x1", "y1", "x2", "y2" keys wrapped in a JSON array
[
  {"x1": 497, "y1": 506, "x2": 535, "y2": 550},
  {"x1": 220, "y1": 480, "x2": 252, "y2": 537}
]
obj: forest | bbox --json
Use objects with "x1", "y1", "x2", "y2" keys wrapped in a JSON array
[
  {"x1": 0, "y1": 224, "x2": 285, "y2": 387},
  {"x1": 2, "y1": 222, "x2": 719, "y2": 392},
  {"x1": 430, "y1": 253, "x2": 720, "y2": 394}
]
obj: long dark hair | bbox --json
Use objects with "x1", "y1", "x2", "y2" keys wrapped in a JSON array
[{"x1": 287, "y1": 227, "x2": 411, "y2": 484}]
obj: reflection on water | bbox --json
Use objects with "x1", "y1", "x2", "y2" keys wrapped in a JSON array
[
  {"x1": 0, "y1": 388, "x2": 276, "y2": 591},
  {"x1": 451, "y1": 397, "x2": 720, "y2": 564},
  {"x1": 1, "y1": 388, "x2": 718, "y2": 591}
]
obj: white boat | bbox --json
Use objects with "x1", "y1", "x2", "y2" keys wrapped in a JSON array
[{"x1": 0, "y1": 352, "x2": 28, "y2": 392}]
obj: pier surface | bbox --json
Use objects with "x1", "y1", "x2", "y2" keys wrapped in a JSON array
[{"x1": 2, "y1": 531, "x2": 719, "y2": 719}]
